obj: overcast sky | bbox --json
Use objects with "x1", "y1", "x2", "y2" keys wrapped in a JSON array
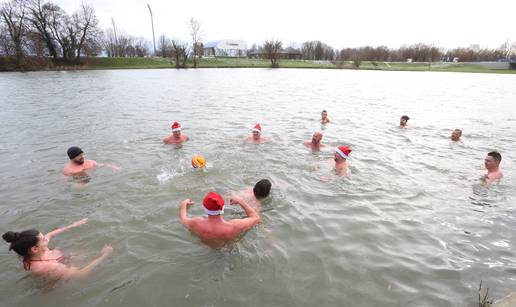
[{"x1": 53, "y1": 0, "x2": 515, "y2": 49}]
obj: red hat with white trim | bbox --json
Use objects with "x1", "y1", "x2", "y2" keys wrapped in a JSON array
[
  {"x1": 252, "y1": 124, "x2": 262, "y2": 134},
  {"x1": 203, "y1": 192, "x2": 225, "y2": 215},
  {"x1": 336, "y1": 146, "x2": 352, "y2": 159},
  {"x1": 171, "y1": 122, "x2": 181, "y2": 132}
]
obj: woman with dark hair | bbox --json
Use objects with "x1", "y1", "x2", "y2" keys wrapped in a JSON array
[{"x1": 2, "y1": 218, "x2": 113, "y2": 279}]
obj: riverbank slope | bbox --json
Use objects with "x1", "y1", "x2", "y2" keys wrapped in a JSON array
[{"x1": 1, "y1": 56, "x2": 515, "y2": 74}]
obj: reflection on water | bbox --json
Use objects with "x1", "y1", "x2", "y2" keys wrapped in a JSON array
[{"x1": 0, "y1": 69, "x2": 515, "y2": 307}]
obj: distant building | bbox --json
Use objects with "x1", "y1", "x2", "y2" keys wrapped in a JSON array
[{"x1": 203, "y1": 40, "x2": 247, "y2": 57}]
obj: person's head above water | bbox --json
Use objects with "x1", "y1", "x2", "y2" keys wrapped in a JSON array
[
  {"x1": 335, "y1": 145, "x2": 352, "y2": 162},
  {"x1": 171, "y1": 122, "x2": 182, "y2": 138},
  {"x1": 451, "y1": 129, "x2": 462, "y2": 141},
  {"x1": 400, "y1": 115, "x2": 410, "y2": 127},
  {"x1": 252, "y1": 124, "x2": 262, "y2": 139},
  {"x1": 485, "y1": 151, "x2": 502, "y2": 170},
  {"x1": 67, "y1": 146, "x2": 84, "y2": 165},
  {"x1": 203, "y1": 192, "x2": 225, "y2": 216},
  {"x1": 312, "y1": 131, "x2": 323, "y2": 144},
  {"x1": 253, "y1": 179, "x2": 272, "y2": 199},
  {"x1": 2, "y1": 229, "x2": 45, "y2": 261},
  {"x1": 321, "y1": 110, "x2": 328, "y2": 119},
  {"x1": 192, "y1": 155, "x2": 206, "y2": 169}
]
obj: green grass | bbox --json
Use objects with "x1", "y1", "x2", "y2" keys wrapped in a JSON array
[
  {"x1": 88, "y1": 57, "x2": 176, "y2": 69},
  {"x1": 3, "y1": 56, "x2": 510, "y2": 74}
]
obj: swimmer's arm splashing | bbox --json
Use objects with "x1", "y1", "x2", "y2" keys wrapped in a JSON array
[{"x1": 45, "y1": 218, "x2": 88, "y2": 240}]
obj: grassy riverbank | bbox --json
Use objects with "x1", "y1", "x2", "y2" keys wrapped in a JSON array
[
  {"x1": 83, "y1": 57, "x2": 516, "y2": 74},
  {"x1": 1, "y1": 56, "x2": 515, "y2": 74}
]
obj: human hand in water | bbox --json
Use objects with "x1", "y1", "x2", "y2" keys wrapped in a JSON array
[
  {"x1": 101, "y1": 245, "x2": 113, "y2": 257},
  {"x1": 71, "y1": 218, "x2": 88, "y2": 228}
]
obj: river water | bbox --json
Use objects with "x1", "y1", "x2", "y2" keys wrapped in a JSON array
[{"x1": 0, "y1": 69, "x2": 515, "y2": 307}]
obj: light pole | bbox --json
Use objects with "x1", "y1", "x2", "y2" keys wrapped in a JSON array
[
  {"x1": 111, "y1": 18, "x2": 118, "y2": 57},
  {"x1": 147, "y1": 4, "x2": 156, "y2": 56}
]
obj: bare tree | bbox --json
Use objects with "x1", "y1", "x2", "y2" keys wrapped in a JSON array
[
  {"x1": 73, "y1": 3, "x2": 100, "y2": 62},
  {"x1": 157, "y1": 33, "x2": 172, "y2": 57},
  {"x1": 262, "y1": 39, "x2": 282, "y2": 68},
  {"x1": 171, "y1": 39, "x2": 188, "y2": 68},
  {"x1": 188, "y1": 17, "x2": 201, "y2": 68},
  {"x1": 25, "y1": 29, "x2": 46, "y2": 56},
  {"x1": 26, "y1": 0, "x2": 59, "y2": 60},
  {"x1": 0, "y1": 22, "x2": 12, "y2": 55},
  {"x1": 499, "y1": 40, "x2": 516, "y2": 60},
  {"x1": 1, "y1": 0, "x2": 27, "y2": 68},
  {"x1": 302, "y1": 41, "x2": 315, "y2": 60},
  {"x1": 133, "y1": 37, "x2": 149, "y2": 57}
]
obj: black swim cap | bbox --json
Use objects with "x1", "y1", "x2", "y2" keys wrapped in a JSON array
[{"x1": 67, "y1": 146, "x2": 83, "y2": 159}]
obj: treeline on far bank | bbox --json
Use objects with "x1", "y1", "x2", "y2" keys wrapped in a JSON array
[{"x1": 1, "y1": 0, "x2": 515, "y2": 71}]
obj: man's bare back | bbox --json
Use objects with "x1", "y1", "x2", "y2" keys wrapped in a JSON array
[{"x1": 179, "y1": 193, "x2": 261, "y2": 248}]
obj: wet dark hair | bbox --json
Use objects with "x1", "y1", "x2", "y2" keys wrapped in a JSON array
[
  {"x1": 67, "y1": 146, "x2": 83, "y2": 160},
  {"x1": 454, "y1": 129, "x2": 462, "y2": 136},
  {"x1": 253, "y1": 179, "x2": 272, "y2": 199},
  {"x1": 322, "y1": 110, "x2": 327, "y2": 113},
  {"x1": 401, "y1": 115, "x2": 410, "y2": 121},
  {"x1": 488, "y1": 151, "x2": 502, "y2": 162},
  {"x1": 2, "y1": 229, "x2": 40, "y2": 258}
]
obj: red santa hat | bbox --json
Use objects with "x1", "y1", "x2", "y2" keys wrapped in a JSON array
[
  {"x1": 336, "y1": 146, "x2": 352, "y2": 159},
  {"x1": 252, "y1": 124, "x2": 262, "y2": 134},
  {"x1": 203, "y1": 192, "x2": 225, "y2": 215},
  {"x1": 171, "y1": 122, "x2": 181, "y2": 132}
]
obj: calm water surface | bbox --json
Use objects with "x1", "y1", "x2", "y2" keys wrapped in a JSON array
[{"x1": 0, "y1": 69, "x2": 515, "y2": 307}]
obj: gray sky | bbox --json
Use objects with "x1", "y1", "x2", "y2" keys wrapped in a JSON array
[{"x1": 54, "y1": 0, "x2": 515, "y2": 49}]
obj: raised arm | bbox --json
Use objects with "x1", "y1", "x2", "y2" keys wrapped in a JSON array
[
  {"x1": 179, "y1": 199, "x2": 195, "y2": 229},
  {"x1": 228, "y1": 196, "x2": 261, "y2": 231},
  {"x1": 51, "y1": 245, "x2": 113, "y2": 280},
  {"x1": 45, "y1": 218, "x2": 88, "y2": 240}
]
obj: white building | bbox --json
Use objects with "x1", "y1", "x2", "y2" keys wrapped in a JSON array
[{"x1": 203, "y1": 39, "x2": 247, "y2": 57}]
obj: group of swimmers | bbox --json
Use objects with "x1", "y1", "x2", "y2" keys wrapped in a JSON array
[{"x1": 2, "y1": 110, "x2": 504, "y2": 282}]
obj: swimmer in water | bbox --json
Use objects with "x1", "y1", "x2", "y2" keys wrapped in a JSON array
[
  {"x1": 321, "y1": 110, "x2": 330, "y2": 124},
  {"x1": 451, "y1": 129, "x2": 462, "y2": 141},
  {"x1": 400, "y1": 115, "x2": 410, "y2": 128},
  {"x1": 2, "y1": 218, "x2": 113, "y2": 279},
  {"x1": 304, "y1": 131, "x2": 326, "y2": 152},
  {"x1": 234, "y1": 179, "x2": 272, "y2": 212},
  {"x1": 163, "y1": 121, "x2": 189, "y2": 144},
  {"x1": 334, "y1": 145, "x2": 352, "y2": 176},
  {"x1": 179, "y1": 192, "x2": 261, "y2": 248},
  {"x1": 62, "y1": 146, "x2": 119, "y2": 176},
  {"x1": 245, "y1": 124, "x2": 270, "y2": 143},
  {"x1": 482, "y1": 151, "x2": 503, "y2": 184},
  {"x1": 192, "y1": 155, "x2": 206, "y2": 169}
]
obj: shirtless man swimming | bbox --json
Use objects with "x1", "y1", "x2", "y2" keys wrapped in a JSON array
[
  {"x1": 179, "y1": 192, "x2": 261, "y2": 248},
  {"x1": 321, "y1": 110, "x2": 330, "y2": 124},
  {"x1": 163, "y1": 122, "x2": 189, "y2": 144},
  {"x1": 234, "y1": 179, "x2": 272, "y2": 212},
  {"x1": 334, "y1": 145, "x2": 352, "y2": 176},
  {"x1": 483, "y1": 151, "x2": 503, "y2": 184},
  {"x1": 451, "y1": 129, "x2": 462, "y2": 141},
  {"x1": 63, "y1": 147, "x2": 118, "y2": 176},
  {"x1": 246, "y1": 124, "x2": 270, "y2": 144},
  {"x1": 304, "y1": 131, "x2": 326, "y2": 152},
  {"x1": 400, "y1": 115, "x2": 410, "y2": 128}
]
